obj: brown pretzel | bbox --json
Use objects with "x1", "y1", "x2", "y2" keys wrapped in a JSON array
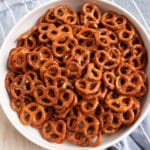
[
  {"x1": 41, "y1": 119, "x2": 66, "y2": 143},
  {"x1": 80, "y1": 98, "x2": 99, "y2": 113},
  {"x1": 101, "y1": 11, "x2": 127, "y2": 31},
  {"x1": 54, "y1": 5, "x2": 77, "y2": 25},
  {"x1": 45, "y1": 8, "x2": 58, "y2": 23},
  {"x1": 94, "y1": 48, "x2": 121, "y2": 70},
  {"x1": 95, "y1": 28, "x2": 118, "y2": 47},
  {"x1": 10, "y1": 75, "x2": 34, "y2": 99},
  {"x1": 106, "y1": 91, "x2": 134, "y2": 112},
  {"x1": 116, "y1": 72, "x2": 146, "y2": 97},
  {"x1": 33, "y1": 84, "x2": 58, "y2": 106},
  {"x1": 52, "y1": 35, "x2": 78, "y2": 58},
  {"x1": 75, "y1": 78, "x2": 100, "y2": 95},
  {"x1": 19, "y1": 102, "x2": 46, "y2": 126},
  {"x1": 7, "y1": 47, "x2": 28, "y2": 72},
  {"x1": 80, "y1": 2, "x2": 101, "y2": 25}
]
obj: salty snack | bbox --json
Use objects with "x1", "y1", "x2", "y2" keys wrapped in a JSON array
[{"x1": 5, "y1": 2, "x2": 148, "y2": 147}]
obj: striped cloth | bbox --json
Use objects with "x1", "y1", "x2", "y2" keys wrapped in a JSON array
[{"x1": 0, "y1": 0, "x2": 150, "y2": 150}]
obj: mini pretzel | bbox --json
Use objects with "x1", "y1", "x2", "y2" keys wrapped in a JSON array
[
  {"x1": 45, "y1": 8, "x2": 58, "y2": 23},
  {"x1": 116, "y1": 72, "x2": 146, "y2": 96},
  {"x1": 52, "y1": 35, "x2": 78, "y2": 58},
  {"x1": 75, "y1": 78, "x2": 100, "y2": 95},
  {"x1": 10, "y1": 98, "x2": 22, "y2": 112},
  {"x1": 95, "y1": 28, "x2": 118, "y2": 47},
  {"x1": 7, "y1": 47, "x2": 28, "y2": 72},
  {"x1": 80, "y1": 2, "x2": 101, "y2": 25},
  {"x1": 33, "y1": 84, "x2": 59, "y2": 106},
  {"x1": 80, "y1": 98, "x2": 99, "y2": 113},
  {"x1": 106, "y1": 91, "x2": 134, "y2": 112},
  {"x1": 19, "y1": 102, "x2": 46, "y2": 126},
  {"x1": 94, "y1": 48, "x2": 121, "y2": 70},
  {"x1": 101, "y1": 11, "x2": 127, "y2": 30},
  {"x1": 54, "y1": 5, "x2": 78, "y2": 25},
  {"x1": 10, "y1": 75, "x2": 34, "y2": 99},
  {"x1": 5, "y1": 71, "x2": 18, "y2": 93},
  {"x1": 41, "y1": 119, "x2": 66, "y2": 143}
]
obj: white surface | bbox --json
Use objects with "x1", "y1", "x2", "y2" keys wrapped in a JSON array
[{"x1": 0, "y1": 0, "x2": 150, "y2": 150}]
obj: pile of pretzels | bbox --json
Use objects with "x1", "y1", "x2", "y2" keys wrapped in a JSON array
[{"x1": 5, "y1": 2, "x2": 148, "y2": 147}]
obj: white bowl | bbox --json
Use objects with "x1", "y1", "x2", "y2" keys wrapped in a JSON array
[{"x1": 0, "y1": 0, "x2": 150, "y2": 149}]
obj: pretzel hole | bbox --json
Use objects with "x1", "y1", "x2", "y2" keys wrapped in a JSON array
[
  {"x1": 106, "y1": 21, "x2": 114, "y2": 26},
  {"x1": 87, "y1": 126, "x2": 95, "y2": 135},
  {"x1": 90, "y1": 83, "x2": 97, "y2": 90},
  {"x1": 85, "y1": 102, "x2": 93, "y2": 109},
  {"x1": 109, "y1": 34, "x2": 116, "y2": 40},
  {"x1": 23, "y1": 112, "x2": 30, "y2": 121},
  {"x1": 56, "y1": 47, "x2": 65, "y2": 54},
  {"x1": 41, "y1": 34, "x2": 48, "y2": 39},
  {"x1": 122, "y1": 32, "x2": 129, "y2": 38},
  {"x1": 119, "y1": 41, "x2": 129, "y2": 50},
  {"x1": 58, "y1": 100, "x2": 62, "y2": 106},
  {"x1": 85, "y1": 116, "x2": 93, "y2": 123},
  {"x1": 42, "y1": 98, "x2": 51, "y2": 103},
  {"x1": 50, "y1": 134, "x2": 59, "y2": 139},
  {"x1": 94, "y1": 10, "x2": 98, "y2": 18},
  {"x1": 125, "y1": 23, "x2": 132, "y2": 31},
  {"x1": 120, "y1": 78, "x2": 125, "y2": 85},
  {"x1": 48, "y1": 12, "x2": 55, "y2": 20},
  {"x1": 63, "y1": 92, "x2": 70, "y2": 101},
  {"x1": 36, "y1": 111, "x2": 42, "y2": 120},
  {"x1": 131, "y1": 77, "x2": 138, "y2": 84},
  {"x1": 45, "y1": 76, "x2": 54, "y2": 85},
  {"x1": 25, "y1": 82, "x2": 31, "y2": 91},
  {"x1": 62, "y1": 27, "x2": 69, "y2": 32},
  {"x1": 57, "y1": 9, "x2": 63, "y2": 16},
  {"x1": 123, "y1": 111, "x2": 131, "y2": 120},
  {"x1": 98, "y1": 53, "x2": 105, "y2": 62},
  {"x1": 67, "y1": 16, "x2": 75, "y2": 22},
  {"x1": 29, "y1": 106, "x2": 37, "y2": 111},
  {"x1": 124, "y1": 52, "x2": 131, "y2": 58},
  {"x1": 112, "y1": 92, "x2": 118, "y2": 99},
  {"x1": 116, "y1": 17, "x2": 124, "y2": 24},
  {"x1": 45, "y1": 124, "x2": 51, "y2": 132},
  {"x1": 85, "y1": 5, "x2": 92, "y2": 12},
  {"x1": 132, "y1": 37, "x2": 141, "y2": 45},
  {"x1": 48, "y1": 89, "x2": 56, "y2": 97},
  {"x1": 113, "y1": 116, "x2": 119, "y2": 125},
  {"x1": 14, "y1": 89, "x2": 21, "y2": 96},
  {"x1": 105, "y1": 61, "x2": 114, "y2": 66},
  {"x1": 27, "y1": 38, "x2": 34, "y2": 47},
  {"x1": 126, "y1": 86, "x2": 134, "y2": 92},
  {"x1": 78, "y1": 121, "x2": 84, "y2": 128},
  {"x1": 51, "y1": 30, "x2": 57, "y2": 35},
  {"x1": 105, "y1": 13, "x2": 113, "y2": 19},
  {"x1": 132, "y1": 59, "x2": 138, "y2": 67},
  {"x1": 106, "y1": 74, "x2": 112, "y2": 82},
  {"x1": 112, "y1": 102, "x2": 120, "y2": 108},
  {"x1": 121, "y1": 66, "x2": 129, "y2": 74},
  {"x1": 100, "y1": 38, "x2": 107, "y2": 44},
  {"x1": 75, "y1": 132, "x2": 84, "y2": 140},
  {"x1": 56, "y1": 123, "x2": 63, "y2": 132},
  {"x1": 79, "y1": 81, "x2": 86, "y2": 88}
]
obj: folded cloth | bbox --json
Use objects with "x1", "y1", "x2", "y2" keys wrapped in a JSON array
[{"x1": 0, "y1": 0, "x2": 150, "y2": 150}]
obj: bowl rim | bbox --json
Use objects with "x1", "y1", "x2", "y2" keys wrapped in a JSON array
[{"x1": 0, "y1": 0, "x2": 150, "y2": 150}]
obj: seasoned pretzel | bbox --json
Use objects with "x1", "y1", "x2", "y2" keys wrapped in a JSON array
[
  {"x1": 95, "y1": 28, "x2": 118, "y2": 47},
  {"x1": 54, "y1": 5, "x2": 78, "y2": 25},
  {"x1": 41, "y1": 119, "x2": 66, "y2": 143},
  {"x1": 7, "y1": 47, "x2": 28, "y2": 72},
  {"x1": 33, "y1": 84, "x2": 59, "y2": 106},
  {"x1": 75, "y1": 78, "x2": 100, "y2": 95},
  {"x1": 80, "y1": 98, "x2": 99, "y2": 113},
  {"x1": 10, "y1": 75, "x2": 34, "y2": 99},
  {"x1": 106, "y1": 91, "x2": 134, "y2": 112},
  {"x1": 80, "y1": 2, "x2": 101, "y2": 25},
  {"x1": 94, "y1": 48, "x2": 121, "y2": 70},
  {"x1": 19, "y1": 102, "x2": 46, "y2": 126},
  {"x1": 116, "y1": 72, "x2": 147, "y2": 97},
  {"x1": 101, "y1": 11, "x2": 127, "y2": 30}
]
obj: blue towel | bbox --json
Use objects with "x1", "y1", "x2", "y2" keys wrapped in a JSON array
[{"x1": 0, "y1": 0, "x2": 150, "y2": 149}]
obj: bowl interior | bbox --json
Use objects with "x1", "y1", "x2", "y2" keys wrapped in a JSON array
[{"x1": 0, "y1": 0, "x2": 150, "y2": 150}]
